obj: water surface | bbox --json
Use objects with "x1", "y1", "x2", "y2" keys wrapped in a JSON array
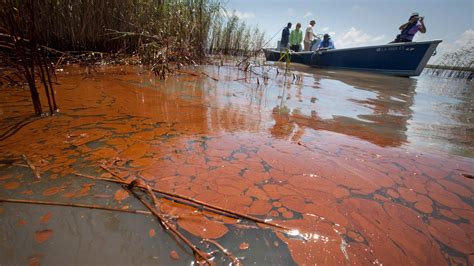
[{"x1": 0, "y1": 64, "x2": 473, "y2": 265}]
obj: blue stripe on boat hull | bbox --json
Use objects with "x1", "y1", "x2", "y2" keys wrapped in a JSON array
[{"x1": 264, "y1": 40, "x2": 441, "y2": 77}]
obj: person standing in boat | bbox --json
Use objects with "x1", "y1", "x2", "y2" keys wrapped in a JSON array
[
  {"x1": 280, "y1": 22, "x2": 292, "y2": 50},
  {"x1": 289, "y1": 23, "x2": 303, "y2": 52},
  {"x1": 304, "y1": 20, "x2": 317, "y2": 51},
  {"x1": 393, "y1": 12, "x2": 426, "y2": 43},
  {"x1": 317, "y1": 34, "x2": 335, "y2": 50}
]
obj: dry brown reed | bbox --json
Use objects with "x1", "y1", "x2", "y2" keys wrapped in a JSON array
[
  {"x1": 426, "y1": 43, "x2": 473, "y2": 80},
  {"x1": 208, "y1": 10, "x2": 266, "y2": 57},
  {"x1": 0, "y1": 0, "x2": 266, "y2": 116},
  {"x1": 0, "y1": 0, "x2": 58, "y2": 115}
]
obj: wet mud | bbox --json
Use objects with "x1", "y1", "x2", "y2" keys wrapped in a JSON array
[{"x1": 0, "y1": 64, "x2": 473, "y2": 265}]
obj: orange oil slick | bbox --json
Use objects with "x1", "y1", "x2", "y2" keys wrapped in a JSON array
[{"x1": 0, "y1": 64, "x2": 473, "y2": 265}]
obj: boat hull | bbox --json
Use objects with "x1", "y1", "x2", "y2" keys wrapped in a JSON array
[
  {"x1": 264, "y1": 50, "x2": 314, "y2": 65},
  {"x1": 265, "y1": 40, "x2": 442, "y2": 77}
]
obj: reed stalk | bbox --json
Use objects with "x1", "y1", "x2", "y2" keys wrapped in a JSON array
[
  {"x1": 126, "y1": 184, "x2": 212, "y2": 264},
  {"x1": 427, "y1": 43, "x2": 473, "y2": 80},
  {"x1": 0, "y1": 198, "x2": 151, "y2": 215},
  {"x1": 74, "y1": 172, "x2": 291, "y2": 231}
]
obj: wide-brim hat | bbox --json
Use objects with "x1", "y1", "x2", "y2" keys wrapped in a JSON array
[{"x1": 409, "y1": 12, "x2": 419, "y2": 19}]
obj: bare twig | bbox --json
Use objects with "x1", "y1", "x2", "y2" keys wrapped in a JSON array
[
  {"x1": 0, "y1": 33, "x2": 64, "y2": 55},
  {"x1": 126, "y1": 183, "x2": 212, "y2": 264},
  {"x1": 12, "y1": 163, "x2": 29, "y2": 168},
  {"x1": 175, "y1": 69, "x2": 219, "y2": 81},
  {"x1": 141, "y1": 179, "x2": 160, "y2": 208},
  {"x1": 0, "y1": 198, "x2": 151, "y2": 215},
  {"x1": 21, "y1": 154, "x2": 41, "y2": 179},
  {"x1": 74, "y1": 172, "x2": 118, "y2": 182},
  {"x1": 202, "y1": 239, "x2": 241, "y2": 265},
  {"x1": 200, "y1": 71, "x2": 219, "y2": 81},
  {"x1": 74, "y1": 172, "x2": 291, "y2": 231},
  {"x1": 100, "y1": 165, "x2": 125, "y2": 181}
]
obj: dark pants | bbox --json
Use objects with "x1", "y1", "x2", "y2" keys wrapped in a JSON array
[
  {"x1": 391, "y1": 35, "x2": 412, "y2": 43},
  {"x1": 391, "y1": 39, "x2": 412, "y2": 43},
  {"x1": 290, "y1": 44, "x2": 300, "y2": 52}
]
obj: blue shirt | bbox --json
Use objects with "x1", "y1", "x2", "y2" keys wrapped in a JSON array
[{"x1": 318, "y1": 39, "x2": 335, "y2": 49}]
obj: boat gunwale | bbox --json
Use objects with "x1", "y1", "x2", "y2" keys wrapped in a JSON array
[{"x1": 264, "y1": 39, "x2": 442, "y2": 55}]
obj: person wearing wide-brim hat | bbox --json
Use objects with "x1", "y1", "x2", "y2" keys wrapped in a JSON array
[{"x1": 393, "y1": 12, "x2": 426, "y2": 43}]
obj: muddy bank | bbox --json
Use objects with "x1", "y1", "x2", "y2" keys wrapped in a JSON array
[{"x1": 0, "y1": 64, "x2": 473, "y2": 265}]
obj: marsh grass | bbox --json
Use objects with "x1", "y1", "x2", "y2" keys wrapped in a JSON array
[
  {"x1": 0, "y1": 0, "x2": 266, "y2": 115},
  {"x1": 0, "y1": 0, "x2": 58, "y2": 115},
  {"x1": 208, "y1": 10, "x2": 265, "y2": 57},
  {"x1": 427, "y1": 44, "x2": 473, "y2": 80}
]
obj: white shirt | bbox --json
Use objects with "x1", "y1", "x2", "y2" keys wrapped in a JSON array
[{"x1": 305, "y1": 25, "x2": 315, "y2": 42}]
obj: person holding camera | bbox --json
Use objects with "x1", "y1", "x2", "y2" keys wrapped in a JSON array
[{"x1": 393, "y1": 12, "x2": 426, "y2": 43}]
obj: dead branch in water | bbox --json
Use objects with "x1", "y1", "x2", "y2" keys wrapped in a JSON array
[
  {"x1": 100, "y1": 165, "x2": 125, "y2": 181},
  {"x1": 126, "y1": 181, "x2": 212, "y2": 264},
  {"x1": 175, "y1": 69, "x2": 219, "y2": 81},
  {"x1": 74, "y1": 172, "x2": 118, "y2": 182},
  {"x1": 74, "y1": 172, "x2": 291, "y2": 231},
  {"x1": 0, "y1": 198, "x2": 151, "y2": 215},
  {"x1": 175, "y1": 69, "x2": 200, "y2": 77},
  {"x1": 21, "y1": 154, "x2": 41, "y2": 179},
  {"x1": 141, "y1": 179, "x2": 160, "y2": 208},
  {"x1": 200, "y1": 72, "x2": 219, "y2": 81},
  {"x1": 202, "y1": 239, "x2": 241, "y2": 265}
]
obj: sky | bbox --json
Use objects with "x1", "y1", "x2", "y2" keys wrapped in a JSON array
[{"x1": 224, "y1": 0, "x2": 473, "y2": 61}]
